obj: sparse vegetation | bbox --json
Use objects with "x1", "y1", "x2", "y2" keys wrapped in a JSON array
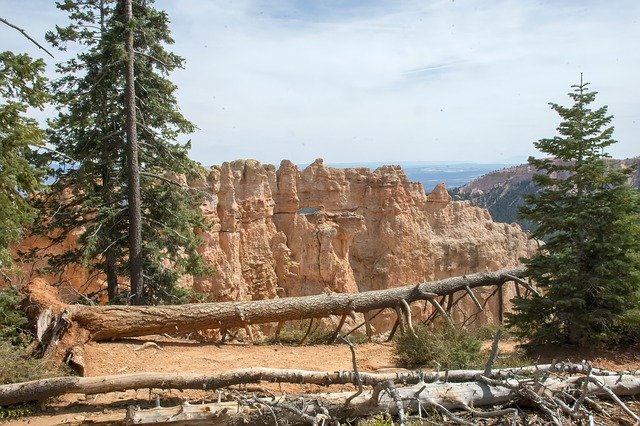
[
  {"x1": 394, "y1": 325, "x2": 483, "y2": 369},
  {"x1": 270, "y1": 319, "x2": 368, "y2": 345},
  {"x1": 0, "y1": 401, "x2": 37, "y2": 420},
  {"x1": 0, "y1": 288, "x2": 68, "y2": 386},
  {"x1": 394, "y1": 324, "x2": 532, "y2": 370}
]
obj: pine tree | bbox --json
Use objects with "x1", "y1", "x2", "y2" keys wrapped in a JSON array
[
  {"x1": 0, "y1": 51, "x2": 47, "y2": 272},
  {"x1": 38, "y1": 0, "x2": 208, "y2": 303},
  {"x1": 507, "y1": 78, "x2": 640, "y2": 345}
]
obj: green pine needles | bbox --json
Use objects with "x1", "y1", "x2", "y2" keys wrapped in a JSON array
[
  {"x1": 507, "y1": 78, "x2": 640, "y2": 346},
  {"x1": 35, "y1": 0, "x2": 209, "y2": 304},
  {"x1": 0, "y1": 52, "x2": 47, "y2": 271}
]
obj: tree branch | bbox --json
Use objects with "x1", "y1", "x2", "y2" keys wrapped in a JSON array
[{"x1": 0, "y1": 17, "x2": 55, "y2": 58}]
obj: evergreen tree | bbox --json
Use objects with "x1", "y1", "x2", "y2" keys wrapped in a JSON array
[
  {"x1": 39, "y1": 0, "x2": 208, "y2": 303},
  {"x1": 0, "y1": 51, "x2": 47, "y2": 272},
  {"x1": 507, "y1": 78, "x2": 640, "y2": 345}
]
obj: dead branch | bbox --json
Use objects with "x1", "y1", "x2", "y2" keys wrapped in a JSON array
[
  {"x1": 505, "y1": 273, "x2": 541, "y2": 296},
  {"x1": 400, "y1": 299, "x2": 417, "y2": 337},
  {"x1": 1, "y1": 364, "x2": 637, "y2": 407},
  {"x1": 338, "y1": 336, "x2": 363, "y2": 404},
  {"x1": 0, "y1": 17, "x2": 55, "y2": 58},
  {"x1": 483, "y1": 329, "x2": 502, "y2": 376}
]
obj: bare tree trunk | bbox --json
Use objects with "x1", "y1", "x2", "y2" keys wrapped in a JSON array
[
  {"x1": 123, "y1": 0, "x2": 144, "y2": 305},
  {"x1": 125, "y1": 373, "x2": 640, "y2": 425},
  {"x1": 66, "y1": 267, "x2": 526, "y2": 341},
  {"x1": 1, "y1": 367, "x2": 638, "y2": 419}
]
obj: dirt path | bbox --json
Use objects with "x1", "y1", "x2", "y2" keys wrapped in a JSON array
[
  {"x1": 6, "y1": 337, "x2": 640, "y2": 425},
  {"x1": 7, "y1": 337, "x2": 399, "y2": 425},
  {"x1": 83, "y1": 336, "x2": 398, "y2": 376}
]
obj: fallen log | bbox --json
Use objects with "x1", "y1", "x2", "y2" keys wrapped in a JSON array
[
  {"x1": 0, "y1": 363, "x2": 625, "y2": 406},
  {"x1": 122, "y1": 374, "x2": 640, "y2": 425},
  {"x1": 49, "y1": 375, "x2": 640, "y2": 425},
  {"x1": 65, "y1": 267, "x2": 527, "y2": 341}
]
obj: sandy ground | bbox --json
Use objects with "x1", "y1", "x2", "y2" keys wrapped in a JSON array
[
  {"x1": 83, "y1": 337, "x2": 398, "y2": 376},
  {"x1": 5, "y1": 336, "x2": 640, "y2": 425}
]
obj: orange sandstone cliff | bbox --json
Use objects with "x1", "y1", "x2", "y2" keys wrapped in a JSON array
[
  {"x1": 19, "y1": 159, "x2": 536, "y2": 326},
  {"x1": 190, "y1": 159, "x2": 536, "y2": 315}
]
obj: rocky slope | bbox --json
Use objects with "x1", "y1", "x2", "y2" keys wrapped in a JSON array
[
  {"x1": 19, "y1": 159, "x2": 538, "y2": 328},
  {"x1": 450, "y1": 157, "x2": 640, "y2": 231}
]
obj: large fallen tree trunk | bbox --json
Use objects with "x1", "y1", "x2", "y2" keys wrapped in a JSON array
[
  {"x1": 64, "y1": 267, "x2": 527, "y2": 340},
  {"x1": 0, "y1": 363, "x2": 625, "y2": 406}
]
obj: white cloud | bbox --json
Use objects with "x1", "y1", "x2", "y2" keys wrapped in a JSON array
[{"x1": 3, "y1": 0, "x2": 639, "y2": 166}]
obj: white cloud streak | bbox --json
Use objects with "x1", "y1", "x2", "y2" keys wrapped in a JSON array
[{"x1": 2, "y1": 0, "x2": 639, "y2": 166}]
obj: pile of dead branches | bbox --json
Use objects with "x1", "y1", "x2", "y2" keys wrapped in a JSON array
[{"x1": 1, "y1": 359, "x2": 638, "y2": 424}]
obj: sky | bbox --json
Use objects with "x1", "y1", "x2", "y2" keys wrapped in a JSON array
[{"x1": 2, "y1": 0, "x2": 639, "y2": 167}]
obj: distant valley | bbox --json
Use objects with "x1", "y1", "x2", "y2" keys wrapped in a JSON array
[
  {"x1": 450, "y1": 157, "x2": 640, "y2": 231},
  {"x1": 321, "y1": 161, "x2": 515, "y2": 191},
  {"x1": 319, "y1": 157, "x2": 640, "y2": 232}
]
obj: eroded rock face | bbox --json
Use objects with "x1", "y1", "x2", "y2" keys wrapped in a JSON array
[
  {"x1": 18, "y1": 158, "x2": 537, "y2": 327},
  {"x1": 192, "y1": 159, "x2": 536, "y2": 320}
]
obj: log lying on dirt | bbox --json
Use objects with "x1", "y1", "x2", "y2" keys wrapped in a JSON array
[
  {"x1": 125, "y1": 373, "x2": 640, "y2": 425},
  {"x1": 17, "y1": 373, "x2": 636, "y2": 425},
  {"x1": 65, "y1": 267, "x2": 527, "y2": 341},
  {"x1": 0, "y1": 363, "x2": 627, "y2": 406}
]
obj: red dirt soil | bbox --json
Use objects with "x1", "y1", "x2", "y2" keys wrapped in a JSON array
[{"x1": 7, "y1": 336, "x2": 640, "y2": 425}]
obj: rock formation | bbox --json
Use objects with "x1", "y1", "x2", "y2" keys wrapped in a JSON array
[
  {"x1": 451, "y1": 156, "x2": 640, "y2": 231},
  {"x1": 186, "y1": 159, "x2": 536, "y2": 327},
  {"x1": 18, "y1": 158, "x2": 538, "y2": 327}
]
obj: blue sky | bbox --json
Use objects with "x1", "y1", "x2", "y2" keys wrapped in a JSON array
[{"x1": 2, "y1": 0, "x2": 639, "y2": 166}]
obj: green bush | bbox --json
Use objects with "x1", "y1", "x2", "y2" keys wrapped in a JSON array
[
  {"x1": 394, "y1": 325, "x2": 483, "y2": 369},
  {"x1": 0, "y1": 288, "x2": 68, "y2": 386},
  {"x1": 0, "y1": 289, "x2": 30, "y2": 346}
]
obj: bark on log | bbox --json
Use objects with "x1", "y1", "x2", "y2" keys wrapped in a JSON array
[
  {"x1": 0, "y1": 363, "x2": 624, "y2": 406},
  {"x1": 82, "y1": 376, "x2": 640, "y2": 425},
  {"x1": 126, "y1": 375, "x2": 640, "y2": 425},
  {"x1": 68, "y1": 267, "x2": 526, "y2": 341}
]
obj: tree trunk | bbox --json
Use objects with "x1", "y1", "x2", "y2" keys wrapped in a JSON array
[
  {"x1": 0, "y1": 363, "x2": 627, "y2": 406},
  {"x1": 67, "y1": 267, "x2": 526, "y2": 341},
  {"x1": 123, "y1": 0, "x2": 144, "y2": 305},
  {"x1": 125, "y1": 376, "x2": 640, "y2": 425}
]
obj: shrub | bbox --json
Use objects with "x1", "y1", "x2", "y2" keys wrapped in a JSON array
[
  {"x1": 394, "y1": 325, "x2": 483, "y2": 369},
  {"x1": 0, "y1": 289, "x2": 30, "y2": 346},
  {"x1": 0, "y1": 342, "x2": 57, "y2": 384},
  {"x1": 0, "y1": 288, "x2": 69, "y2": 385}
]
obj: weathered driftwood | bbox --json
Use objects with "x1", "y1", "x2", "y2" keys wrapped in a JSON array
[
  {"x1": 0, "y1": 363, "x2": 626, "y2": 406},
  {"x1": 64, "y1": 267, "x2": 526, "y2": 341},
  {"x1": 121, "y1": 375, "x2": 640, "y2": 425}
]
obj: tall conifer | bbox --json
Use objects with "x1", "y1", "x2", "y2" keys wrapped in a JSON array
[
  {"x1": 39, "y1": 0, "x2": 207, "y2": 303},
  {"x1": 507, "y1": 78, "x2": 640, "y2": 345}
]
